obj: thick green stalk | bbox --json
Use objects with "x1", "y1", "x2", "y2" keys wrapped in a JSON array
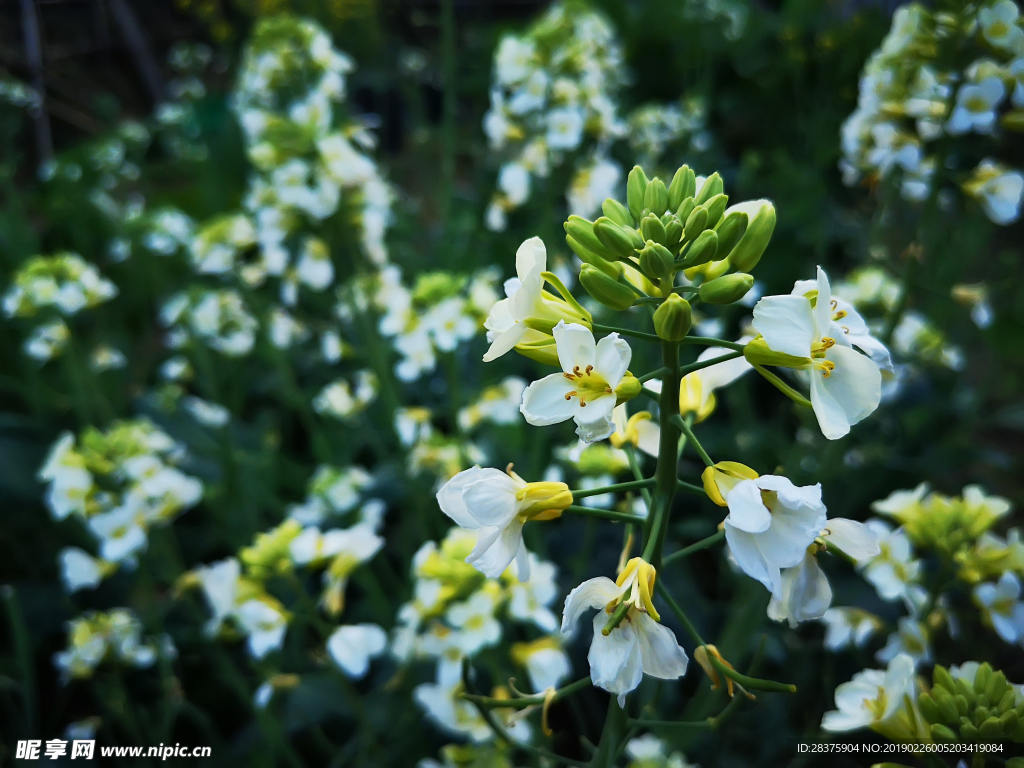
[
  {"x1": 643, "y1": 341, "x2": 680, "y2": 570},
  {"x1": 593, "y1": 697, "x2": 629, "y2": 768}
]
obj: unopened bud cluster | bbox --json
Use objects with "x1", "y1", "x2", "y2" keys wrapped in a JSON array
[{"x1": 919, "y1": 663, "x2": 1024, "y2": 744}]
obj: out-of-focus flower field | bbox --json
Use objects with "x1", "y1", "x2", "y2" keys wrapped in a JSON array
[{"x1": 1, "y1": 0, "x2": 1023, "y2": 766}]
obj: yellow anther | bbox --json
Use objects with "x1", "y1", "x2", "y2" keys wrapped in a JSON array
[{"x1": 695, "y1": 644, "x2": 738, "y2": 698}]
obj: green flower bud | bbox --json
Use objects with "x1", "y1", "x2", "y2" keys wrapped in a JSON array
[
  {"x1": 960, "y1": 721, "x2": 979, "y2": 741},
  {"x1": 683, "y1": 206, "x2": 708, "y2": 241},
  {"x1": 644, "y1": 177, "x2": 669, "y2": 214},
  {"x1": 714, "y1": 210, "x2": 749, "y2": 256},
  {"x1": 954, "y1": 693, "x2": 971, "y2": 715},
  {"x1": 640, "y1": 214, "x2": 669, "y2": 246},
  {"x1": 699, "y1": 273, "x2": 754, "y2": 305},
  {"x1": 602, "y1": 198, "x2": 634, "y2": 227},
  {"x1": 627, "y1": 166, "x2": 650, "y2": 221},
  {"x1": 639, "y1": 241, "x2": 675, "y2": 280},
  {"x1": 668, "y1": 165, "x2": 696, "y2": 211},
  {"x1": 979, "y1": 716, "x2": 1002, "y2": 740},
  {"x1": 999, "y1": 710, "x2": 1019, "y2": 735},
  {"x1": 579, "y1": 265, "x2": 636, "y2": 311},
  {"x1": 933, "y1": 666, "x2": 956, "y2": 695},
  {"x1": 998, "y1": 690, "x2": 1017, "y2": 715},
  {"x1": 975, "y1": 664, "x2": 994, "y2": 696},
  {"x1": 743, "y1": 337, "x2": 809, "y2": 369},
  {"x1": 694, "y1": 171, "x2": 723, "y2": 206},
  {"x1": 918, "y1": 693, "x2": 941, "y2": 724},
  {"x1": 974, "y1": 706, "x2": 991, "y2": 728},
  {"x1": 676, "y1": 196, "x2": 696, "y2": 222},
  {"x1": 565, "y1": 234, "x2": 621, "y2": 278},
  {"x1": 703, "y1": 193, "x2": 729, "y2": 228},
  {"x1": 653, "y1": 294, "x2": 692, "y2": 341},
  {"x1": 986, "y1": 671, "x2": 1009, "y2": 706},
  {"x1": 515, "y1": 337, "x2": 559, "y2": 367},
  {"x1": 566, "y1": 216, "x2": 618, "y2": 259},
  {"x1": 681, "y1": 229, "x2": 718, "y2": 267},
  {"x1": 594, "y1": 217, "x2": 643, "y2": 259},
  {"x1": 955, "y1": 679, "x2": 976, "y2": 705},
  {"x1": 934, "y1": 689, "x2": 960, "y2": 725},
  {"x1": 614, "y1": 374, "x2": 642, "y2": 405},
  {"x1": 929, "y1": 723, "x2": 959, "y2": 743},
  {"x1": 725, "y1": 200, "x2": 776, "y2": 272},
  {"x1": 1007, "y1": 758, "x2": 1024, "y2": 768},
  {"x1": 664, "y1": 219, "x2": 684, "y2": 249}
]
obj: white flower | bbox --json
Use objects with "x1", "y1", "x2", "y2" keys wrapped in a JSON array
[
  {"x1": 861, "y1": 521, "x2": 923, "y2": 608},
  {"x1": 326, "y1": 624, "x2": 388, "y2": 678},
  {"x1": 236, "y1": 599, "x2": 288, "y2": 659},
  {"x1": 979, "y1": 0, "x2": 1024, "y2": 52},
  {"x1": 964, "y1": 159, "x2": 1024, "y2": 226},
  {"x1": 446, "y1": 589, "x2": 503, "y2": 655},
  {"x1": 821, "y1": 653, "x2": 917, "y2": 733},
  {"x1": 497, "y1": 163, "x2": 530, "y2": 206},
  {"x1": 195, "y1": 557, "x2": 241, "y2": 637},
  {"x1": 820, "y1": 608, "x2": 881, "y2": 651},
  {"x1": 59, "y1": 548, "x2": 105, "y2": 593},
  {"x1": 512, "y1": 639, "x2": 571, "y2": 692},
  {"x1": 876, "y1": 617, "x2": 931, "y2": 665},
  {"x1": 561, "y1": 559, "x2": 688, "y2": 705},
  {"x1": 436, "y1": 466, "x2": 570, "y2": 580},
  {"x1": 482, "y1": 237, "x2": 549, "y2": 361},
  {"x1": 767, "y1": 552, "x2": 832, "y2": 628},
  {"x1": 88, "y1": 504, "x2": 148, "y2": 563},
  {"x1": 521, "y1": 321, "x2": 631, "y2": 442},
  {"x1": 789, "y1": 280, "x2": 892, "y2": 373},
  {"x1": 495, "y1": 37, "x2": 536, "y2": 85},
  {"x1": 422, "y1": 297, "x2": 476, "y2": 353},
  {"x1": 946, "y1": 77, "x2": 1006, "y2": 135},
  {"x1": 721, "y1": 475, "x2": 827, "y2": 597},
  {"x1": 752, "y1": 266, "x2": 882, "y2": 439},
  {"x1": 507, "y1": 553, "x2": 560, "y2": 631},
  {"x1": 546, "y1": 107, "x2": 585, "y2": 150},
  {"x1": 974, "y1": 571, "x2": 1024, "y2": 644}
]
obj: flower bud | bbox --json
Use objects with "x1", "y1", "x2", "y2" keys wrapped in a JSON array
[
  {"x1": 653, "y1": 294, "x2": 692, "y2": 341},
  {"x1": 998, "y1": 689, "x2": 1017, "y2": 714},
  {"x1": 643, "y1": 177, "x2": 669, "y2": 214},
  {"x1": 668, "y1": 165, "x2": 696, "y2": 211},
  {"x1": 933, "y1": 666, "x2": 955, "y2": 695},
  {"x1": 699, "y1": 273, "x2": 754, "y2": 305},
  {"x1": 929, "y1": 723, "x2": 958, "y2": 743},
  {"x1": 683, "y1": 206, "x2": 708, "y2": 241},
  {"x1": 1000, "y1": 710, "x2": 1019, "y2": 735},
  {"x1": 960, "y1": 721, "x2": 979, "y2": 741},
  {"x1": 974, "y1": 663, "x2": 993, "y2": 696},
  {"x1": 565, "y1": 215, "x2": 619, "y2": 264},
  {"x1": 743, "y1": 337, "x2": 809, "y2": 369},
  {"x1": 702, "y1": 461, "x2": 759, "y2": 506},
  {"x1": 725, "y1": 200, "x2": 776, "y2": 272},
  {"x1": 680, "y1": 229, "x2": 718, "y2": 267},
  {"x1": 567, "y1": 235, "x2": 622, "y2": 277},
  {"x1": 639, "y1": 241, "x2": 675, "y2": 280},
  {"x1": 979, "y1": 716, "x2": 1002, "y2": 740},
  {"x1": 985, "y1": 670, "x2": 1008, "y2": 705},
  {"x1": 579, "y1": 264, "x2": 636, "y2": 311},
  {"x1": 714, "y1": 210, "x2": 749, "y2": 256},
  {"x1": 640, "y1": 214, "x2": 669, "y2": 246},
  {"x1": 602, "y1": 198, "x2": 634, "y2": 227},
  {"x1": 515, "y1": 337, "x2": 560, "y2": 367},
  {"x1": 627, "y1": 166, "x2": 650, "y2": 221},
  {"x1": 934, "y1": 689, "x2": 960, "y2": 725},
  {"x1": 973, "y1": 705, "x2": 990, "y2": 727},
  {"x1": 664, "y1": 218, "x2": 684, "y2": 248},
  {"x1": 918, "y1": 693, "x2": 941, "y2": 724},
  {"x1": 614, "y1": 374, "x2": 642, "y2": 405},
  {"x1": 676, "y1": 196, "x2": 696, "y2": 222},
  {"x1": 518, "y1": 480, "x2": 573, "y2": 519},
  {"x1": 703, "y1": 193, "x2": 729, "y2": 228},
  {"x1": 594, "y1": 217, "x2": 643, "y2": 259},
  {"x1": 694, "y1": 171, "x2": 723, "y2": 206}
]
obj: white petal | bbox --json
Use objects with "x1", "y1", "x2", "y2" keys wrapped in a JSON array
[
  {"x1": 460, "y1": 472, "x2": 523, "y2": 527},
  {"x1": 588, "y1": 613, "x2": 643, "y2": 697},
  {"x1": 436, "y1": 467, "x2": 495, "y2": 528},
  {"x1": 821, "y1": 345, "x2": 881, "y2": 427},
  {"x1": 573, "y1": 396, "x2": 617, "y2": 443},
  {"x1": 561, "y1": 577, "x2": 622, "y2": 634},
  {"x1": 515, "y1": 236, "x2": 547, "y2": 281},
  {"x1": 483, "y1": 324, "x2": 527, "y2": 362},
  {"x1": 553, "y1": 322, "x2": 596, "y2": 373},
  {"x1": 725, "y1": 526, "x2": 779, "y2": 594},
  {"x1": 635, "y1": 614, "x2": 689, "y2": 679},
  {"x1": 810, "y1": 369, "x2": 851, "y2": 440},
  {"x1": 521, "y1": 374, "x2": 575, "y2": 426},
  {"x1": 593, "y1": 333, "x2": 631, "y2": 388},
  {"x1": 752, "y1": 295, "x2": 816, "y2": 358},
  {"x1": 824, "y1": 519, "x2": 881, "y2": 564},
  {"x1": 724, "y1": 480, "x2": 772, "y2": 533},
  {"x1": 815, "y1": 266, "x2": 833, "y2": 335},
  {"x1": 327, "y1": 623, "x2": 388, "y2": 678},
  {"x1": 466, "y1": 520, "x2": 524, "y2": 578}
]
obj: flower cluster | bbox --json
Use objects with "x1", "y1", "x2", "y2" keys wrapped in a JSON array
[
  {"x1": 39, "y1": 421, "x2": 204, "y2": 591},
  {"x1": 161, "y1": 288, "x2": 259, "y2": 357},
  {"x1": 626, "y1": 99, "x2": 710, "y2": 169},
  {"x1": 53, "y1": 609, "x2": 161, "y2": 683},
  {"x1": 841, "y1": 1, "x2": 1024, "y2": 224}
]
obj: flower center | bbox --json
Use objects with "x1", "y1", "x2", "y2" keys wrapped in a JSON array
[
  {"x1": 864, "y1": 687, "x2": 887, "y2": 721},
  {"x1": 811, "y1": 337, "x2": 836, "y2": 377},
  {"x1": 562, "y1": 365, "x2": 612, "y2": 406}
]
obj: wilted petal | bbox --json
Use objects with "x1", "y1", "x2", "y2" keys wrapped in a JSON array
[
  {"x1": 588, "y1": 613, "x2": 643, "y2": 698},
  {"x1": 561, "y1": 577, "x2": 621, "y2": 634},
  {"x1": 635, "y1": 614, "x2": 688, "y2": 680}
]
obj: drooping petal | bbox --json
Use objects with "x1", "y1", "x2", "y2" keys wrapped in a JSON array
[
  {"x1": 520, "y1": 374, "x2": 575, "y2": 426},
  {"x1": 572, "y1": 395, "x2": 617, "y2": 443},
  {"x1": 460, "y1": 472, "x2": 523, "y2": 527},
  {"x1": 508, "y1": 272, "x2": 544, "y2": 323},
  {"x1": 561, "y1": 577, "x2": 622, "y2": 634},
  {"x1": 514, "y1": 538, "x2": 531, "y2": 582},
  {"x1": 515, "y1": 236, "x2": 547, "y2": 282},
  {"x1": 593, "y1": 333, "x2": 631, "y2": 388},
  {"x1": 724, "y1": 526, "x2": 779, "y2": 594},
  {"x1": 437, "y1": 467, "x2": 498, "y2": 528},
  {"x1": 483, "y1": 323, "x2": 527, "y2": 362},
  {"x1": 824, "y1": 518, "x2": 881, "y2": 564},
  {"x1": 466, "y1": 519, "x2": 525, "y2": 578},
  {"x1": 767, "y1": 554, "x2": 833, "y2": 627},
  {"x1": 553, "y1": 321, "x2": 596, "y2": 374},
  {"x1": 821, "y1": 345, "x2": 881, "y2": 427},
  {"x1": 752, "y1": 295, "x2": 816, "y2": 359},
  {"x1": 588, "y1": 613, "x2": 644, "y2": 699},
  {"x1": 635, "y1": 614, "x2": 689, "y2": 680},
  {"x1": 724, "y1": 479, "x2": 772, "y2": 533},
  {"x1": 810, "y1": 368, "x2": 852, "y2": 440}
]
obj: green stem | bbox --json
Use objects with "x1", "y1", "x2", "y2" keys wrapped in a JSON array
[
  {"x1": 565, "y1": 505, "x2": 645, "y2": 525},
  {"x1": 643, "y1": 341, "x2": 680, "y2": 569},
  {"x1": 708, "y1": 655, "x2": 797, "y2": 694},
  {"x1": 592, "y1": 323, "x2": 660, "y2": 342},
  {"x1": 752, "y1": 365, "x2": 813, "y2": 409},
  {"x1": 1, "y1": 586, "x2": 36, "y2": 736},
  {"x1": 655, "y1": 581, "x2": 706, "y2": 646},
  {"x1": 627, "y1": 718, "x2": 713, "y2": 729},
  {"x1": 681, "y1": 336, "x2": 746, "y2": 351},
  {"x1": 663, "y1": 529, "x2": 726, "y2": 565},
  {"x1": 676, "y1": 479, "x2": 705, "y2": 496},
  {"x1": 460, "y1": 676, "x2": 592, "y2": 710},
  {"x1": 624, "y1": 445, "x2": 652, "y2": 509},
  {"x1": 592, "y1": 697, "x2": 629, "y2": 768},
  {"x1": 672, "y1": 415, "x2": 713, "y2": 467},
  {"x1": 679, "y1": 350, "x2": 744, "y2": 377},
  {"x1": 572, "y1": 478, "x2": 654, "y2": 499},
  {"x1": 638, "y1": 366, "x2": 669, "y2": 384}
]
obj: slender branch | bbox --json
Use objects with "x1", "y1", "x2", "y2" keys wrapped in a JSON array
[
  {"x1": 676, "y1": 479, "x2": 705, "y2": 496},
  {"x1": 592, "y1": 323, "x2": 660, "y2": 342},
  {"x1": 572, "y1": 478, "x2": 654, "y2": 499},
  {"x1": 671, "y1": 416, "x2": 714, "y2": 467},
  {"x1": 627, "y1": 718, "x2": 713, "y2": 730},
  {"x1": 752, "y1": 365, "x2": 812, "y2": 408},
  {"x1": 638, "y1": 367, "x2": 669, "y2": 384},
  {"x1": 461, "y1": 676, "x2": 592, "y2": 710},
  {"x1": 663, "y1": 530, "x2": 725, "y2": 565},
  {"x1": 707, "y1": 655, "x2": 797, "y2": 694},
  {"x1": 655, "y1": 581, "x2": 706, "y2": 646},
  {"x1": 565, "y1": 505, "x2": 646, "y2": 525},
  {"x1": 680, "y1": 336, "x2": 746, "y2": 352},
  {"x1": 679, "y1": 351, "x2": 744, "y2": 377},
  {"x1": 624, "y1": 445, "x2": 652, "y2": 509}
]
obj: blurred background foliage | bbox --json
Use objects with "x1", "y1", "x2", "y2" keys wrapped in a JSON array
[{"x1": 1, "y1": 0, "x2": 1022, "y2": 766}]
